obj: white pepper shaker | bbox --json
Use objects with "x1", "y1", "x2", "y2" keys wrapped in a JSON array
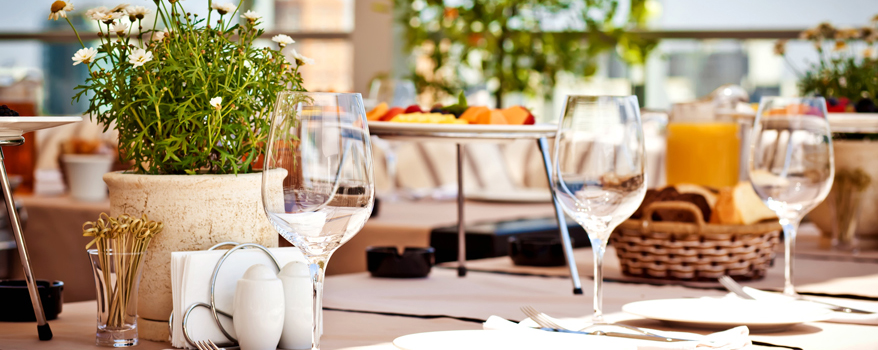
[
  {"x1": 278, "y1": 261, "x2": 315, "y2": 350},
  {"x1": 233, "y1": 264, "x2": 284, "y2": 350}
]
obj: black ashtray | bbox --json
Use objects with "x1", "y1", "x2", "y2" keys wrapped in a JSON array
[
  {"x1": 0, "y1": 280, "x2": 64, "y2": 322},
  {"x1": 367, "y1": 247, "x2": 434, "y2": 278},
  {"x1": 509, "y1": 235, "x2": 570, "y2": 267}
]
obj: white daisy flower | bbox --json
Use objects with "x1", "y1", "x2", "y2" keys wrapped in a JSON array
[
  {"x1": 92, "y1": 11, "x2": 122, "y2": 24},
  {"x1": 110, "y1": 22, "x2": 129, "y2": 35},
  {"x1": 210, "y1": 97, "x2": 222, "y2": 110},
  {"x1": 72, "y1": 47, "x2": 98, "y2": 66},
  {"x1": 241, "y1": 10, "x2": 261, "y2": 23},
  {"x1": 211, "y1": 2, "x2": 236, "y2": 15},
  {"x1": 290, "y1": 49, "x2": 315, "y2": 66},
  {"x1": 126, "y1": 5, "x2": 150, "y2": 20},
  {"x1": 85, "y1": 6, "x2": 108, "y2": 19},
  {"x1": 128, "y1": 48, "x2": 153, "y2": 68},
  {"x1": 110, "y1": 3, "x2": 129, "y2": 13},
  {"x1": 151, "y1": 28, "x2": 169, "y2": 41},
  {"x1": 271, "y1": 34, "x2": 294, "y2": 47},
  {"x1": 49, "y1": 1, "x2": 74, "y2": 21}
]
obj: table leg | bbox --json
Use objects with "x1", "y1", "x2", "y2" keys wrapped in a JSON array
[
  {"x1": 456, "y1": 143, "x2": 466, "y2": 277},
  {"x1": 536, "y1": 137, "x2": 582, "y2": 295},
  {"x1": 0, "y1": 146, "x2": 52, "y2": 340}
]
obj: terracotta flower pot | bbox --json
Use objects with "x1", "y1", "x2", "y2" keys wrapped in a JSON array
[{"x1": 103, "y1": 171, "x2": 282, "y2": 341}]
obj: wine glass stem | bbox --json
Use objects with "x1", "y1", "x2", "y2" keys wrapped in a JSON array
[
  {"x1": 779, "y1": 216, "x2": 801, "y2": 297},
  {"x1": 590, "y1": 236, "x2": 608, "y2": 324},
  {"x1": 308, "y1": 258, "x2": 327, "y2": 350}
]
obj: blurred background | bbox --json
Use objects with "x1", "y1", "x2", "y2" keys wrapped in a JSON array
[{"x1": 1, "y1": 0, "x2": 877, "y2": 117}]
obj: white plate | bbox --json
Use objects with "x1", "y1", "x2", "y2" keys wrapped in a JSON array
[
  {"x1": 466, "y1": 188, "x2": 552, "y2": 203},
  {"x1": 393, "y1": 330, "x2": 622, "y2": 350},
  {"x1": 368, "y1": 121, "x2": 556, "y2": 142},
  {"x1": 0, "y1": 116, "x2": 83, "y2": 137},
  {"x1": 622, "y1": 298, "x2": 833, "y2": 332}
]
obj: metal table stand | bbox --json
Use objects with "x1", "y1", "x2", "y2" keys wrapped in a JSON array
[
  {"x1": 371, "y1": 128, "x2": 583, "y2": 295},
  {"x1": 1, "y1": 136, "x2": 52, "y2": 340}
]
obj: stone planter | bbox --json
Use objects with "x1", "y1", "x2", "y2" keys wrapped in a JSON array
[{"x1": 103, "y1": 171, "x2": 282, "y2": 341}]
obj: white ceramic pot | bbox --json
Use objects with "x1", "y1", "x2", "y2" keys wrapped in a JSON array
[
  {"x1": 809, "y1": 139, "x2": 878, "y2": 248},
  {"x1": 62, "y1": 154, "x2": 113, "y2": 201},
  {"x1": 103, "y1": 170, "x2": 283, "y2": 341}
]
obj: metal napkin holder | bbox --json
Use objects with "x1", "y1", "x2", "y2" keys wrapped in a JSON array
[{"x1": 169, "y1": 242, "x2": 282, "y2": 349}]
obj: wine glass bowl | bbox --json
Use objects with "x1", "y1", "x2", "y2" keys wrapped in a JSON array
[
  {"x1": 262, "y1": 91, "x2": 374, "y2": 349},
  {"x1": 552, "y1": 95, "x2": 646, "y2": 324},
  {"x1": 750, "y1": 97, "x2": 834, "y2": 296}
]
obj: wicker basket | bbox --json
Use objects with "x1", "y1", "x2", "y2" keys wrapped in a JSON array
[{"x1": 611, "y1": 201, "x2": 781, "y2": 281}]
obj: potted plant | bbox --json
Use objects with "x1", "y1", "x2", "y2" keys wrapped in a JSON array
[
  {"x1": 49, "y1": 0, "x2": 311, "y2": 339},
  {"x1": 774, "y1": 17, "x2": 878, "y2": 112},
  {"x1": 775, "y1": 16, "x2": 878, "y2": 249}
]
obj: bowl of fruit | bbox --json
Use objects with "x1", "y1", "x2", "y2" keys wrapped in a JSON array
[{"x1": 365, "y1": 95, "x2": 556, "y2": 141}]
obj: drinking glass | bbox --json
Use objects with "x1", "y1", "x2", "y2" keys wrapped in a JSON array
[
  {"x1": 262, "y1": 92, "x2": 375, "y2": 350},
  {"x1": 551, "y1": 95, "x2": 647, "y2": 324},
  {"x1": 368, "y1": 78, "x2": 417, "y2": 201},
  {"x1": 750, "y1": 97, "x2": 834, "y2": 296}
]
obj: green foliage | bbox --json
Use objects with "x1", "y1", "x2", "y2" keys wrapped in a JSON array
[
  {"x1": 798, "y1": 57, "x2": 878, "y2": 102},
  {"x1": 64, "y1": 1, "x2": 306, "y2": 174},
  {"x1": 778, "y1": 19, "x2": 878, "y2": 102},
  {"x1": 393, "y1": 0, "x2": 657, "y2": 105}
]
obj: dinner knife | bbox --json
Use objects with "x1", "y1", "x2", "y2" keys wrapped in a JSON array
[{"x1": 539, "y1": 328, "x2": 692, "y2": 342}]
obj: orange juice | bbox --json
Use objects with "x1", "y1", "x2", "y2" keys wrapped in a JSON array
[{"x1": 665, "y1": 122, "x2": 740, "y2": 188}]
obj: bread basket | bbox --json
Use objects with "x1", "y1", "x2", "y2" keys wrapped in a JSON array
[{"x1": 611, "y1": 201, "x2": 781, "y2": 281}]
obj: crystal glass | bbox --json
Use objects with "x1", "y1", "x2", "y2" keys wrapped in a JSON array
[
  {"x1": 750, "y1": 97, "x2": 834, "y2": 296},
  {"x1": 262, "y1": 92, "x2": 375, "y2": 350},
  {"x1": 368, "y1": 78, "x2": 417, "y2": 201},
  {"x1": 88, "y1": 249, "x2": 146, "y2": 347},
  {"x1": 551, "y1": 95, "x2": 646, "y2": 324}
]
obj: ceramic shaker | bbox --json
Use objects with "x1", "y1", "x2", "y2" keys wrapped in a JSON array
[
  {"x1": 278, "y1": 261, "x2": 314, "y2": 350},
  {"x1": 233, "y1": 264, "x2": 284, "y2": 350}
]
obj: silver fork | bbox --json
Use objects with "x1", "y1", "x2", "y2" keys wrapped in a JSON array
[
  {"x1": 193, "y1": 340, "x2": 222, "y2": 350},
  {"x1": 520, "y1": 306, "x2": 690, "y2": 342},
  {"x1": 521, "y1": 306, "x2": 565, "y2": 329},
  {"x1": 718, "y1": 275, "x2": 873, "y2": 314}
]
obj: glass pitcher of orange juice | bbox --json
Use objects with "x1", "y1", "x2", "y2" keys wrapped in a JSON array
[{"x1": 665, "y1": 102, "x2": 740, "y2": 189}]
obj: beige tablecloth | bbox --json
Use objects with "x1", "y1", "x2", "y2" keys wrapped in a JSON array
[{"x1": 2, "y1": 267, "x2": 877, "y2": 349}]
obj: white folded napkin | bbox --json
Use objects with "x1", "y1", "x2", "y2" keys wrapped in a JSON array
[
  {"x1": 483, "y1": 316, "x2": 752, "y2": 350},
  {"x1": 170, "y1": 247, "x2": 308, "y2": 349},
  {"x1": 740, "y1": 287, "x2": 878, "y2": 326}
]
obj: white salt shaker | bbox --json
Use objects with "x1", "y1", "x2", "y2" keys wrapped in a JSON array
[
  {"x1": 233, "y1": 264, "x2": 284, "y2": 350},
  {"x1": 278, "y1": 261, "x2": 315, "y2": 350}
]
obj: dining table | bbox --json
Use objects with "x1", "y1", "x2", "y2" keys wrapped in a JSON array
[
  {"x1": 2, "y1": 221, "x2": 877, "y2": 350},
  {"x1": 8, "y1": 194, "x2": 559, "y2": 301}
]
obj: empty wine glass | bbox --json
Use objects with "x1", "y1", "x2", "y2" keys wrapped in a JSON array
[
  {"x1": 551, "y1": 95, "x2": 647, "y2": 325},
  {"x1": 368, "y1": 78, "x2": 417, "y2": 201},
  {"x1": 262, "y1": 92, "x2": 375, "y2": 350},
  {"x1": 750, "y1": 97, "x2": 834, "y2": 296}
]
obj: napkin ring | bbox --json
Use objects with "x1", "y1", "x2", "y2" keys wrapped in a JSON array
[{"x1": 170, "y1": 242, "x2": 282, "y2": 349}]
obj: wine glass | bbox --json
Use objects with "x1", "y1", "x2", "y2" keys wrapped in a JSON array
[
  {"x1": 262, "y1": 92, "x2": 375, "y2": 350},
  {"x1": 368, "y1": 78, "x2": 417, "y2": 201},
  {"x1": 551, "y1": 95, "x2": 646, "y2": 325},
  {"x1": 750, "y1": 97, "x2": 834, "y2": 296}
]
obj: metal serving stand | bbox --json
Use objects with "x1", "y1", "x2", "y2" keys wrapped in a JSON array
[
  {"x1": 1, "y1": 136, "x2": 52, "y2": 340},
  {"x1": 369, "y1": 124, "x2": 583, "y2": 295}
]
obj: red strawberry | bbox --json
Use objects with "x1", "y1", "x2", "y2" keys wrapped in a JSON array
[{"x1": 404, "y1": 105, "x2": 423, "y2": 114}]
